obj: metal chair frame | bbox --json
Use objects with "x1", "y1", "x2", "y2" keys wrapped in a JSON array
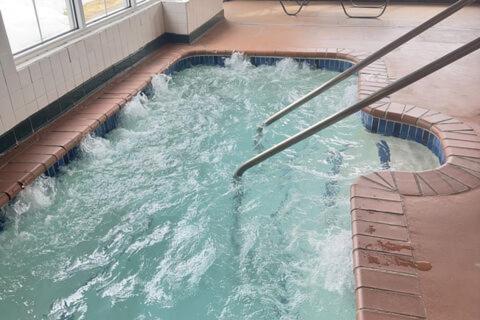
[{"x1": 340, "y1": 0, "x2": 390, "y2": 18}]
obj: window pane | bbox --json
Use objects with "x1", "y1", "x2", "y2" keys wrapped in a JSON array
[
  {"x1": 0, "y1": 0, "x2": 41, "y2": 53},
  {"x1": 36, "y1": 0, "x2": 76, "y2": 40},
  {"x1": 106, "y1": 0, "x2": 127, "y2": 15},
  {"x1": 83, "y1": 0, "x2": 129, "y2": 23},
  {"x1": 83, "y1": 0, "x2": 107, "y2": 23}
]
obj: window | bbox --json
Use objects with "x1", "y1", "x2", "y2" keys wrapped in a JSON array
[
  {"x1": 0, "y1": 1, "x2": 143, "y2": 55},
  {"x1": 0, "y1": 0, "x2": 77, "y2": 53},
  {"x1": 82, "y1": 0, "x2": 130, "y2": 24}
]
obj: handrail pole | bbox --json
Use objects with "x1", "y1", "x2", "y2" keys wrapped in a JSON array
[
  {"x1": 235, "y1": 37, "x2": 480, "y2": 178},
  {"x1": 262, "y1": 0, "x2": 475, "y2": 128}
]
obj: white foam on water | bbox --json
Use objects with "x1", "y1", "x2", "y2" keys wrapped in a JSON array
[
  {"x1": 80, "y1": 134, "x2": 112, "y2": 158},
  {"x1": 126, "y1": 223, "x2": 171, "y2": 255},
  {"x1": 224, "y1": 52, "x2": 252, "y2": 71},
  {"x1": 122, "y1": 94, "x2": 149, "y2": 119},
  {"x1": 151, "y1": 74, "x2": 171, "y2": 94},
  {"x1": 101, "y1": 274, "x2": 138, "y2": 304},
  {"x1": 307, "y1": 227, "x2": 353, "y2": 294},
  {"x1": 49, "y1": 273, "x2": 108, "y2": 320}
]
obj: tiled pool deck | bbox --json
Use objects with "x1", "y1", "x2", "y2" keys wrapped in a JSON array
[{"x1": 1, "y1": 1, "x2": 479, "y2": 319}]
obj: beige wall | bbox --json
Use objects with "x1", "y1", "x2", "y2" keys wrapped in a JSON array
[
  {"x1": 187, "y1": 0, "x2": 224, "y2": 34},
  {"x1": 163, "y1": 0, "x2": 223, "y2": 35}
]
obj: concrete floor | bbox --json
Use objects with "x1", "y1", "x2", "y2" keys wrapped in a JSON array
[{"x1": 200, "y1": 1, "x2": 480, "y2": 319}]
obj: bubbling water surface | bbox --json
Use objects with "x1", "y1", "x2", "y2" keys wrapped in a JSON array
[{"x1": 0, "y1": 54, "x2": 438, "y2": 320}]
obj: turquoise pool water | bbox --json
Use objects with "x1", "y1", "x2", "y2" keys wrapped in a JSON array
[{"x1": 0, "y1": 54, "x2": 438, "y2": 320}]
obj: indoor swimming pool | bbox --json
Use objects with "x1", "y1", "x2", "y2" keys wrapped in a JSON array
[{"x1": 0, "y1": 54, "x2": 439, "y2": 320}]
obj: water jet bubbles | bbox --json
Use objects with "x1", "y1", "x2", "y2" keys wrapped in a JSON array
[
  {"x1": 80, "y1": 134, "x2": 112, "y2": 158},
  {"x1": 151, "y1": 73, "x2": 171, "y2": 94},
  {"x1": 224, "y1": 52, "x2": 252, "y2": 71},
  {"x1": 122, "y1": 94, "x2": 149, "y2": 120}
]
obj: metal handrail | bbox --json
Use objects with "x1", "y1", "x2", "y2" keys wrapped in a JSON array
[
  {"x1": 260, "y1": 0, "x2": 475, "y2": 130},
  {"x1": 234, "y1": 36, "x2": 480, "y2": 178}
]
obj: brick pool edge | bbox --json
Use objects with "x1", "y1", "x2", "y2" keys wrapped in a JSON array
[{"x1": 1, "y1": 44, "x2": 479, "y2": 320}]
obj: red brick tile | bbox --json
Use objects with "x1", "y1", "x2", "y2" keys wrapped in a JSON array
[
  {"x1": 0, "y1": 163, "x2": 45, "y2": 177},
  {"x1": 52, "y1": 117, "x2": 99, "y2": 131},
  {"x1": 375, "y1": 171, "x2": 396, "y2": 189},
  {"x1": 352, "y1": 209, "x2": 406, "y2": 226},
  {"x1": 439, "y1": 164, "x2": 480, "y2": 189},
  {"x1": 0, "y1": 171, "x2": 35, "y2": 185},
  {"x1": 353, "y1": 235, "x2": 412, "y2": 256},
  {"x1": 445, "y1": 147, "x2": 480, "y2": 159},
  {"x1": 447, "y1": 156, "x2": 480, "y2": 172},
  {"x1": 385, "y1": 102, "x2": 405, "y2": 122},
  {"x1": 353, "y1": 221, "x2": 409, "y2": 241},
  {"x1": 437, "y1": 171, "x2": 469, "y2": 193},
  {"x1": 442, "y1": 139, "x2": 480, "y2": 149},
  {"x1": 401, "y1": 107, "x2": 429, "y2": 125},
  {"x1": 420, "y1": 112, "x2": 452, "y2": 125},
  {"x1": 434, "y1": 123, "x2": 474, "y2": 133},
  {"x1": 78, "y1": 99, "x2": 122, "y2": 117},
  {"x1": 353, "y1": 250, "x2": 417, "y2": 274},
  {"x1": 38, "y1": 132, "x2": 82, "y2": 151},
  {"x1": 355, "y1": 268, "x2": 420, "y2": 294},
  {"x1": 357, "y1": 309, "x2": 425, "y2": 320},
  {"x1": 10, "y1": 153, "x2": 56, "y2": 170},
  {"x1": 351, "y1": 197, "x2": 404, "y2": 214},
  {"x1": 23, "y1": 146, "x2": 66, "y2": 161},
  {"x1": 362, "y1": 172, "x2": 396, "y2": 190},
  {"x1": 417, "y1": 113, "x2": 451, "y2": 130},
  {"x1": 355, "y1": 176, "x2": 393, "y2": 190},
  {"x1": 351, "y1": 185, "x2": 401, "y2": 202},
  {"x1": 416, "y1": 171, "x2": 454, "y2": 195},
  {"x1": 370, "y1": 103, "x2": 389, "y2": 118},
  {"x1": 393, "y1": 172, "x2": 421, "y2": 196},
  {"x1": 50, "y1": 124, "x2": 90, "y2": 135},
  {"x1": 0, "y1": 192, "x2": 9, "y2": 207},
  {"x1": 0, "y1": 180, "x2": 22, "y2": 198},
  {"x1": 73, "y1": 113, "x2": 107, "y2": 124},
  {"x1": 413, "y1": 173, "x2": 437, "y2": 196},
  {"x1": 356, "y1": 288, "x2": 426, "y2": 318},
  {"x1": 98, "y1": 92, "x2": 131, "y2": 102},
  {"x1": 437, "y1": 130, "x2": 480, "y2": 142}
]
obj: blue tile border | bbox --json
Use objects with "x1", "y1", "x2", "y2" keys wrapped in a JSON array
[
  {"x1": 163, "y1": 55, "x2": 354, "y2": 75},
  {"x1": 361, "y1": 111, "x2": 445, "y2": 164}
]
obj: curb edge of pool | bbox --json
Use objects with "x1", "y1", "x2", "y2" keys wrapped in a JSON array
[{"x1": 0, "y1": 44, "x2": 479, "y2": 320}]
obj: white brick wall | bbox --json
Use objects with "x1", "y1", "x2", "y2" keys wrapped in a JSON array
[{"x1": 0, "y1": 2, "x2": 165, "y2": 136}]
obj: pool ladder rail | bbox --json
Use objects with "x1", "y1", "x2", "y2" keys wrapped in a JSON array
[{"x1": 233, "y1": 0, "x2": 479, "y2": 179}]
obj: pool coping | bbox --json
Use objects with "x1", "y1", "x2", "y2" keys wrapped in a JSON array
[{"x1": 1, "y1": 44, "x2": 479, "y2": 320}]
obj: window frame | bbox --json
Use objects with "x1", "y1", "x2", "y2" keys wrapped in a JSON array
[
  {"x1": 1, "y1": 0, "x2": 155, "y2": 63},
  {"x1": 79, "y1": 0, "x2": 131, "y2": 26},
  {"x1": 1, "y1": 0, "x2": 80, "y2": 55}
]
